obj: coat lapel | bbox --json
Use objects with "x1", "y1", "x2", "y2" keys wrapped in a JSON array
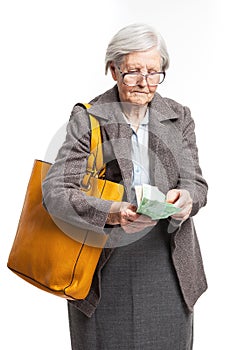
[
  {"x1": 148, "y1": 95, "x2": 181, "y2": 194},
  {"x1": 103, "y1": 120, "x2": 134, "y2": 201}
]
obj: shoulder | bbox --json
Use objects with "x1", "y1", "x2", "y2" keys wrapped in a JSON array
[
  {"x1": 156, "y1": 94, "x2": 191, "y2": 118},
  {"x1": 70, "y1": 86, "x2": 118, "y2": 117},
  {"x1": 65, "y1": 103, "x2": 92, "y2": 143},
  {"x1": 163, "y1": 97, "x2": 187, "y2": 114},
  {"x1": 70, "y1": 102, "x2": 89, "y2": 119},
  {"x1": 89, "y1": 85, "x2": 119, "y2": 105},
  {"x1": 152, "y1": 93, "x2": 195, "y2": 135}
]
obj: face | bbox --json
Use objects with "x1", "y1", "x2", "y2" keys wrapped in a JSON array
[{"x1": 110, "y1": 46, "x2": 162, "y2": 106}]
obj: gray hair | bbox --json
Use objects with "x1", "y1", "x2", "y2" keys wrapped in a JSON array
[{"x1": 105, "y1": 23, "x2": 170, "y2": 74}]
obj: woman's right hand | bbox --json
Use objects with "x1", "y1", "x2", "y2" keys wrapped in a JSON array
[{"x1": 106, "y1": 201, "x2": 157, "y2": 234}]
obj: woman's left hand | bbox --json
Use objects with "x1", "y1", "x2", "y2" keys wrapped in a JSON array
[{"x1": 166, "y1": 189, "x2": 193, "y2": 222}]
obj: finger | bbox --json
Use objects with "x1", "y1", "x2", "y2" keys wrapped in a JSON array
[
  {"x1": 176, "y1": 194, "x2": 191, "y2": 208},
  {"x1": 171, "y1": 207, "x2": 188, "y2": 218},
  {"x1": 171, "y1": 213, "x2": 185, "y2": 220},
  {"x1": 124, "y1": 211, "x2": 140, "y2": 222},
  {"x1": 166, "y1": 189, "x2": 180, "y2": 204},
  {"x1": 171, "y1": 214, "x2": 189, "y2": 223},
  {"x1": 171, "y1": 207, "x2": 191, "y2": 221},
  {"x1": 128, "y1": 214, "x2": 156, "y2": 224},
  {"x1": 126, "y1": 204, "x2": 138, "y2": 212},
  {"x1": 123, "y1": 215, "x2": 153, "y2": 225}
]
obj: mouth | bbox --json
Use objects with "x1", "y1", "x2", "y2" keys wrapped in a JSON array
[{"x1": 132, "y1": 91, "x2": 148, "y2": 95}]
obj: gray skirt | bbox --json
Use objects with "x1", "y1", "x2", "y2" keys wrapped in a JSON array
[{"x1": 68, "y1": 227, "x2": 193, "y2": 350}]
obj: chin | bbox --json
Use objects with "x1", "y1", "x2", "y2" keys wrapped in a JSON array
[{"x1": 129, "y1": 97, "x2": 149, "y2": 106}]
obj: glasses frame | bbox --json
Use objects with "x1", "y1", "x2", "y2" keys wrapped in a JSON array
[{"x1": 117, "y1": 67, "x2": 166, "y2": 86}]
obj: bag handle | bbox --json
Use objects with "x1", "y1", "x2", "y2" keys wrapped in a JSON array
[{"x1": 80, "y1": 103, "x2": 106, "y2": 190}]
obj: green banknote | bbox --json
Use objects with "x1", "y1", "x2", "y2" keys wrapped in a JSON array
[{"x1": 135, "y1": 184, "x2": 181, "y2": 220}]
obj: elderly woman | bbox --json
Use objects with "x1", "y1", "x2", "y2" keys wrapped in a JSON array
[{"x1": 43, "y1": 23, "x2": 208, "y2": 350}]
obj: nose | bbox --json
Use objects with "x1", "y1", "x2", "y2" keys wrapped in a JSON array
[{"x1": 137, "y1": 74, "x2": 147, "y2": 87}]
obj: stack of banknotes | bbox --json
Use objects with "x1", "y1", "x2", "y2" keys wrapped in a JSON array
[{"x1": 135, "y1": 184, "x2": 181, "y2": 220}]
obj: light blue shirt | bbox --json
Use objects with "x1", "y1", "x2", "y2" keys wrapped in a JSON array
[{"x1": 123, "y1": 110, "x2": 150, "y2": 204}]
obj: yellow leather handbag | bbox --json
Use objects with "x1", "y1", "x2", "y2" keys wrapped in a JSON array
[{"x1": 7, "y1": 105, "x2": 124, "y2": 300}]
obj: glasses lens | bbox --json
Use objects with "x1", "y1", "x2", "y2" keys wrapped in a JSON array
[
  {"x1": 147, "y1": 72, "x2": 165, "y2": 85},
  {"x1": 123, "y1": 73, "x2": 139, "y2": 86}
]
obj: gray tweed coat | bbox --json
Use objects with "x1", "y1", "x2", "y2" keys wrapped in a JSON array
[{"x1": 42, "y1": 85, "x2": 208, "y2": 317}]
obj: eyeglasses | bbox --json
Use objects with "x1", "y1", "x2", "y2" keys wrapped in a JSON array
[{"x1": 117, "y1": 67, "x2": 166, "y2": 86}]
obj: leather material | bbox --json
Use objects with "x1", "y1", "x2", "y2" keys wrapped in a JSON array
[{"x1": 7, "y1": 107, "x2": 124, "y2": 300}]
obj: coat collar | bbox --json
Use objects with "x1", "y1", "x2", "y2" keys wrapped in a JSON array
[{"x1": 87, "y1": 85, "x2": 179, "y2": 122}]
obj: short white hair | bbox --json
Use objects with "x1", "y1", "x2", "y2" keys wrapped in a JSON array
[{"x1": 105, "y1": 23, "x2": 170, "y2": 74}]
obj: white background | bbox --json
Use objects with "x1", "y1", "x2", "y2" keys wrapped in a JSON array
[{"x1": 1, "y1": 0, "x2": 237, "y2": 349}]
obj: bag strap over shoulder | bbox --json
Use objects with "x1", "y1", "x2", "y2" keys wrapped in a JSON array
[{"x1": 80, "y1": 103, "x2": 106, "y2": 189}]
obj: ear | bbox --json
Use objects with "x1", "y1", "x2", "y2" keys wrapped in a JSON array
[{"x1": 109, "y1": 63, "x2": 118, "y2": 82}]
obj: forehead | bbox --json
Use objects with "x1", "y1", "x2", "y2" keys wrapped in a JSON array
[{"x1": 122, "y1": 47, "x2": 161, "y2": 68}]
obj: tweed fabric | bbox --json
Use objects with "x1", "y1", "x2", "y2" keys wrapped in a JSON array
[
  {"x1": 43, "y1": 85, "x2": 208, "y2": 316},
  {"x1": 68, "y1": 226, "x2": 193, "y2": 350}
]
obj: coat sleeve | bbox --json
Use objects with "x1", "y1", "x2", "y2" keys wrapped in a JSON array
[
  {"x1": 42, "y1": 105, "x2": 113, "y2": 235},
  {"x1": 177, "y1": 106, "x2": 208, "y2": 217}
]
